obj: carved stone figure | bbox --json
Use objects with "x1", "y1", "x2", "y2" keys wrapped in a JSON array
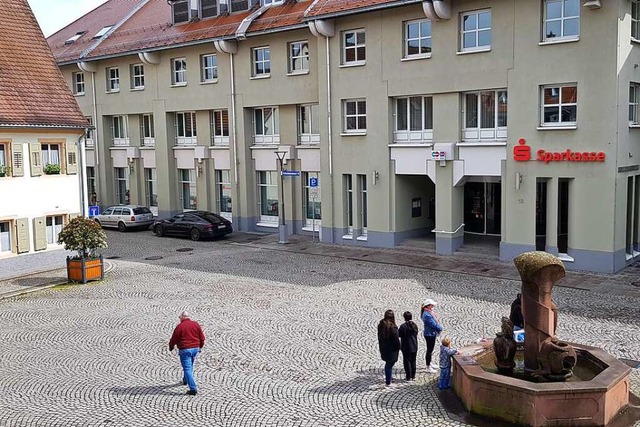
[
  {"x1": 493, "y1": 316, "x2": 517, "y2": 374},
  {"x1": 513, "y1": 251, "x2": 577, "y2": 381}
]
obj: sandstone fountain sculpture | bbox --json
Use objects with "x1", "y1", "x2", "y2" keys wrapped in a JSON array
[{"x1": 452, "y1": 251, "x2": 632, "y2": 426}]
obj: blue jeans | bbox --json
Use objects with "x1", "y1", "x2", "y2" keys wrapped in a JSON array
[
  {"x1": 438, "y1": 367, "x2": 451, "y2": 389},
  {"x1": 384, "y1": 361, "x2": 395, "y2": 385},
  {"x1": 179, "y1": 348, "x2": 200, "y2": 391}
]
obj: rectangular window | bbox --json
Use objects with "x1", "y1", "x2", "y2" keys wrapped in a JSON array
[
  {"x1": 252, "y1": 46, "x2": 271, "y2": 77},
  {"x1": 115, "y1": 167, "x2": 130, "y2": 204},
  {"x1": 298, "y1": 104, "x2": 320, "y2": 144},
  {"x1": 0, "y1": 221, "x2": 11, "y2": 252},
  {"x1": 87, "y1": 167, "x2": 96, "y2": 204},
  {"x1": 263, "y1": 0, "x2": 283, "y2": 5},
  {"x1": 630, "y1": 83, "x2": 639, "y2": 125},
  {"x1": 201, "y1": 54, "x2": 218, "y2": 82},
  {"x1": 216, "y1": 170, "x2": 232, "y2": 221},
  {"x1": 112, "y1": 116, "x2": 129, "y2": 144},
  {"x1": 394, "y1": 96, "x2": 433, "y2": 143},
  {"x1": 258, "y1": 171, "x2": 278, "y2": 222},
  {"x1": 543, "y1": 0, "x2": 580, "y2": 41},
  {"x1": 107, "y1": 67, "x2": 120, "y2": 92},
  {"x1": 404, "y1": 19, "x2": 432, "y2": 58},
  {"x1": 288, "y1": 41, "x2": 309, "y2": 73},
  {"x1": 460, "y1": 10, "x2": 491, "y2": 52},
  {"x1": 342, "y1": 29, "x2": 366, "y2": 65},
  {"x1": 0, "y1": 143, "x2": 7, "y2": 170},
  {"x1": 541, "y1": 84, "x2": 577, "y2": 126},
  {"x1": 201, "y1": 0, "x2": 218, "y2": 18},
  {"x1": 172, "y1": 0, "x2": 190, "y2": 23},
  {"x1": 171, "y1": 58, "x2": 187, "y2": 85},
  {"x1": 73, "y1": 72, "x2": 85, "y2": 95},
  {"x1": 633, "y1": 0, "x2": 640, "y2": 41},
  {"x1": 176, "y1": 112, "x2": 197, "y2": 145},
  {"x1": 211, "y1": 110, "x2": 230, "y2": 145},
  {"x1": 231, "y1": 0, "x2": 249, "y2": 13},
  {"x1": 41, "y1": 144, "x2": 60, "y2": 166},
  {"x1": 46, "y1": 216, "x2": 64, "y2": 245},
  {"x1": 462, "y1": 90, "x2": 507, "y2": 141},
  {"x1": 345, "y1": 174, "x2": 353, "y2": 231},
  {"x1": 179, "y1": 169, "x2": 197, "y2": 210},
  {"x1": 359, "y1": 174, "x2": 368, "y2": 234},
  {"x1": 130, "y1": 64, "x2": 145, "y2": 89},
  {"x1": 303, "y1": 172, "x2": 321, "y2": 230},
  {"x1": 141, "y1": 114, "x2": 155, "y2": 146},
  {"x1": 254, "y1": 107, "x2": 279, "y2": 144},
  {"x1": 145, "y1": 168, "x2": 158, "y2": 207},
  {"x1": 343, "y1": 99, "x2": 367, "y2": 133},
  {"x1": 85, "y1": 117, "x2": 94, "y2": 144}
]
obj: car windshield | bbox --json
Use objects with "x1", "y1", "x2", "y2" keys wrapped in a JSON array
[{"x1": 133, "y1": 207, "x2": 151, "y2": 215}]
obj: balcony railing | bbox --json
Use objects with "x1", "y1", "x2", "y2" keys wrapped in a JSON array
[
  {"x1": 112, "y1": 138, "x2": 130, "y2": 146},
  {"x1": 176, "y1": 137, "x2": 197, "y2": 146}
]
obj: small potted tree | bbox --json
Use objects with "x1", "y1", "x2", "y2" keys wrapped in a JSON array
[{"x1": 58, "y1": 216, "x2": 108, "y2": 283}]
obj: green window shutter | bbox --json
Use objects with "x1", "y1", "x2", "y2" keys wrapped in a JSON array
[
  {"x1": 11, "y1": 142, "x2": 23, "y2": 177},
  {"x1": 66, "y1": 141, "x2": 78, "y2": 174},
  {"x1": 30, "y1": 143, "x2": 42, "y2": 176},
  {"x1": 16, "y1": 218, "x2": 30, "y2": 253},
  {"x1": 33, "y1": 217, "x2": 47, "y2": 251}
]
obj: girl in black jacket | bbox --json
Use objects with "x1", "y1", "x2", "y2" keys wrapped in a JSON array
[
  {"x1": 377, "y1": 309, "x2": 400, "y2": 386},
  {"x1": 398, "y1": 311, "x2": 419, "y2": 381}
]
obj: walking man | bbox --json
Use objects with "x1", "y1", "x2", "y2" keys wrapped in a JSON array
[{"x1": 169, "y1": 310, "x2": 205, "y2": 396}]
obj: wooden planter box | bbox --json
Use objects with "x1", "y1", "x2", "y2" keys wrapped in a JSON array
[{"x1": 66, "y1": 255, "x2": 104, "y2": 284}]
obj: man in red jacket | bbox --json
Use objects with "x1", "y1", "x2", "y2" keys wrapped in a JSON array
[{"x1": 169, "y1": 310, "x2": 205, "y2": 395}]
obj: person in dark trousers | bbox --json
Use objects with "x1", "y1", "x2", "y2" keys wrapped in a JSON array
[
  {"x1": 421, "y1": 298, "x2": 443, "y2": 373},
  {"x1": 169, "y1": 310, "x2": 205, "y2": 395},
  {"x1": 509, "y1": 293, "x2": 524, "y2": 329},
  {"x1": 377, "y1": 309, "x2": 400, "y2": 387},
  {"x1": 398, "y1": 311, "x2": 419, "y2": 381}
]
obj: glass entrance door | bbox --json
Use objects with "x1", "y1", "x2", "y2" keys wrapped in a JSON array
[{"x1": 464, "y1": 182, "x2": 501, "y2": 235}]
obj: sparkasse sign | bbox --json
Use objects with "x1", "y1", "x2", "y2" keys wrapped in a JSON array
[{"x1": 513, "y1": 138, "x2": 605, "y2": 164}]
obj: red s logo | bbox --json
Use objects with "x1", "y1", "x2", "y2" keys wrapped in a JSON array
[{"x1": 513, "y1": 138, "x2": 531, "y2": 161}]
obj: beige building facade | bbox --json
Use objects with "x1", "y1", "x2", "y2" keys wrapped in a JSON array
[{"x1": 52, "y1": 0, "x2": 640, "y2": 273}]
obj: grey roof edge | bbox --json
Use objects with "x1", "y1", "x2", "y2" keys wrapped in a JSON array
[
  {"x1": 0, "y1": 123, "x2": 88, "y2": 130},
  {"x1": 303, "y1": 0, "x2": 423, "y2": 21}
]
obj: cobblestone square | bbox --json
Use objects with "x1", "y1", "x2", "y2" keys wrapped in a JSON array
[{"x1": 0, "y1": 234, "x2": 638, "y2": 426}]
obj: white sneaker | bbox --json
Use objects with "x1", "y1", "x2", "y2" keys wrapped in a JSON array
[{"x1": 427, "y1": 367, "x2": 438, "y2": 374}]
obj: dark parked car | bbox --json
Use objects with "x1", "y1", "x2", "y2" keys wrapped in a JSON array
[{"x1": 153, "y1": 211, "x2": 232, "y2": 241}]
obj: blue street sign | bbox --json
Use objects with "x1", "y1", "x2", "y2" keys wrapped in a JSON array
[
  {"x1": 88, "y1": 206, "x2": 100, "y2": 217},
  {"x1": 281, "y1": 170, "x2": 301, "y2": 177},
  {"x1": 309, "y1": 177, "x2": 319, "y2": 187}
]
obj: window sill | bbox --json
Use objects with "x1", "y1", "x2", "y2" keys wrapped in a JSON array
[
  {"x1": 106, "y1": 90, "x2": 120, "y2": 94},
  {"x1": 170, "y1": 83, "x2": 187, "y2": 88},
  {"x1": 536, "y1": 125, "x2": 577, "y2": 131},
  {"x1": 388, "y1": 143, "x2": 433, "y2": 147},
  {"x1": 297, "y1": 142, "x2": 320, "y2": 148},
  {"x1": 130, "y1": 87, "x2": 145, "y2": 92},
  {"x1": 256, "y1": 222, "x2": 278, "y2": 228},
  {"x1": 200, "y1": 79, "x2": 218, "y2": 85},
  {"x1": 339, "y1": 62, "x2": 366, "y2": 68},
  {"x1": 250, "y1": 144, "x2": 279, "y2": 150},
  {"x1": 250, "y1": 74, "x2": 271, "y2": 80},
  {"x1": 302, "y1": 226, "x2": 321, "y2": 232},
  {"x1": 557, "y1": 253, "x2": 574, "y2": 263},
  {"x1": 340, "y1": 132, "x2": 367, "y2": 137},
  {"x1": 287, "y1": 70, "x2": 310, "y2": 76},
  {"x1": 356, "y1": 235, "x2": 368, "y2": 241},
  {"x1": 342, "y1": 234, "x2": 353, "y2": 240},
  {"x1": 74, "y1": 93, "x2": 85, "y2": 97},
  {"x1": 539, "y1": 37, "x2": 579, "y2": 46},
  {"x1": 632, "y1": 38, "x2": 640, "y2": 46},
  {"x1": 458, "y1": 141, "x2": 507, "y2": 146},
  {"x1": 629, "y1": 124, "x2": 640, "y2": 128},
  {"x1": 401, "y1": 54, "x2": 431, "y2": 62},
  {"x1": 457, "y1": 47, "x2": 491, "y2": 55},
  {"x1": 210, "y1": 144, "x2": 230, "y2": 149}
]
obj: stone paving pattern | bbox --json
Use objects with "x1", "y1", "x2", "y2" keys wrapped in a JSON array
[{"x1": 0, "y1": 231, "x2": 637, "y2": 426}]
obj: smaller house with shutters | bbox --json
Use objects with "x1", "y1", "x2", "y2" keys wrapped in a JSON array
[{"x1": 0, "y1": 0, "x2": 88, "y2": 257}]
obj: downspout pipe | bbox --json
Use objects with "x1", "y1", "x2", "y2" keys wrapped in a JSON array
[
  {"x1": 213, "y1": 39, "x2": 239, "y2": 184},
  {"x1": 77, "y1": 131, "x2": 89, "y2": 217},
  {"x1": 422, "y1": 0, "x2": 451, "y2": 20}
]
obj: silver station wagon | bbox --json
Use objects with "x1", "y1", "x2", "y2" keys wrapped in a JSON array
[{"x1": 94, "y1": 205, "x2": 155, "y2": 232}]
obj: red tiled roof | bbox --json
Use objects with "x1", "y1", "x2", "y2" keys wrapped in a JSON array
[
  {"x1": 0, "y1": 0, "x2": 88, "y2": 128},
  {"x1": 304, "y1": 0, "x2": 420, "y2": 18},
  {"x1": 248, "y1": 1, "x2": 309, "y2": 33}
]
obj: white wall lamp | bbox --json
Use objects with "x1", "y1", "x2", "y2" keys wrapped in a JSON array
[
  {"x1": 515, "y1": 172, "x2": 522, "y2": 190},
  {"x1": 372, "y1": 170, "x2": 379, "y2": 185},
  {"x1": 583, "y1": 0, "x2": 601, "y2": 10}
]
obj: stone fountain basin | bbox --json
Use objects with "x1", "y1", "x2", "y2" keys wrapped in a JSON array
[{"x1": 452, "y1": 341, "x2": 632, "y2": 427}]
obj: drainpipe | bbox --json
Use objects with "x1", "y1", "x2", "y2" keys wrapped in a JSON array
[
  {"x1": 214, "y1": 40, "x2": 239, "y2": 184},
  {"x1": 78, "y1": 131, "x2": 89, "y2": 217},
  {"x1": 422, "y1": 0, "x2": 452, "y2": 20}
]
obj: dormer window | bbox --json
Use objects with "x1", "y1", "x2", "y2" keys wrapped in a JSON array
[
  {"x1": 93, "y1": 26, "x2": 112, "y2": 39},
  {"x1": 263, "y1": 0, "x2": 283, "y2": 5},
  {"x1": 65, "y1": 32, "x2": 85, "y2": 45},
  {"x1": 201, "y1": 0, "x2": 218, "y2": 18},
  {"x1": 230, "y1": 0, "x2": 250, "y2": 13},
  {"x1": 173, "y1": 0, "x2": 190, "y2": 23}
]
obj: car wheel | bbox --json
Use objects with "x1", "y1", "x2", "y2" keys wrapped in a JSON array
[
  {"x1": 190, "y1": 228, "x2": 201, "y2": 241},
  {"x1": 155, "y1": 225, "x2": 164, "y2": 237},
  {"x1": 94, "y1": 219, "x2": 102, "y2": 228},
  {"x1": 118, "y1": 222, "x2": 127, "y2": 232}
]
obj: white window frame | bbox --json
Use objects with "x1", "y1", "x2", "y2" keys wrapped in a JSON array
[
  {"x1": 216, "y1": 169, "x2": 232, "y2": 221},
  {"x1": 46, "y1": 216, "x2": 64, "y2": 245},
  {"x1": 394, "y1": 96, "x2": 433, "y2": 143},
  {"x1": 176, "y1": 112, "x2": 197, "y2": 145},
  {"x1": 201, "y1": 0, "x2": 218, "y2": 18},
  {"x1": 298, "y1": 104, "x2": 320, "y2": 144},
  {"x1": 288, "y1": 40, "x2": 309, "y2": 74},
  {"x1": 462, "y1": 90, "x2": 508, "y2": 141},
  {"x1": 93, "y1": 26, "x2": 112, "y2": 39},
  {"x1": 85, "y1": 117, "x2": 94, "y2": 146},
  {"x1": 302, "y1": 172, "x2": 321, "y2": 231},
  {"x1": 171, "y1": 58, "x2": 187, "y2": 86},
  {"x1": 257, "y1": 171, "x2": 279, "y2": 225},
  {"x1": 73, "y1": 72, "x2": 85, "y2": 95},
  {"x1": 41, "y1": 144, "x2": 61, "y2": 167},
  {"x1": 342, "y1": 29, "x2": 366, "y2": 66},
  {"x1": 633, "y1": 0, "x2": 640, "y2": 41},
  {"x1": 172, "y1": 0, "x2": 191, "y2": 24},
  {"x1": 179, "y1": 168, "x2": 197, "y2": 210},
  {"x1": 115, "y1": 167, "x2": 130, "y2": 205},
  {"x1": 211, "y1": 110, "x2": 230, "y2": 145},
  {"x1": 541, "y1": 84, "x2": 577, "y2": 127},
  {"x1": 87, "y1": 166, "x2": 96, "y2": 201},
  {"x1": 65, "y1": 32, "x2": 84, "y2": 44},
  {"x1": 112, "y1": 115, "x2": 129, "y2": 145},
  {"x1": 141, "y1": 114, "x2": 155, "y2": 146},
  {"x1": 252, "y1": 46, "x2": 271, "y2": 78},
  {"x1": 345, "y1": 174, "x2": 354, "y2": 235},
  {"x1": 107, "y1": 67, "x2": 120, "y2": 92},
  {"x1": 630, "y1": 83, "x2": 640, "y2": 126},
  {"x1": 131, "y1": 64, "x2": 145, "y2": 90},
  {"x1": 358, "y1": 174, "x2": 368, "y2": 238},
  {"x1": 262, "y1": 0, "x2": 283, "y2": 5},
  {"x1": 253, "y1": 107, "x2": 280, "y2": 144},
  {"x1": 0, "y1": 143, "x2": 7, "y2": 171},
  {"x1": 0, "y1": 221, "x2": 12, "y2": 253},
  {"x1": 542, "y1": 0, "x2": 580, "y2": 42},
  {"x1": 145, "y1": 168, "x2": 158, "y2": 207},
  {"x1": 342, "y1": 99, "x2": 367, "y2": 134},
  {"x1": 404, "y1": 19, "x2": 432, "y2": 59},
  {"x1": 460, "y1": 9, "x2": 492, "y2": 52},
  {"x1": 201, "y1": 54, "x2": 218, "y2": 83}
]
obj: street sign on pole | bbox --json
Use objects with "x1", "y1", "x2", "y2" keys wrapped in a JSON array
[
  {"x1": 281, "y1": 170, "x2": 301, "y2": 177},
  {"x1": 88, "y1": 206, "x2": 100, "y2": 217},
  {"x1": 309, "y1": 187, "x2": 319, "y2": 199},
  {"x1": 309, "y1": 177, "x2": 319, "y2": 187}
]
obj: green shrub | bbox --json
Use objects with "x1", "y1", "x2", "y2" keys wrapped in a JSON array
[
  {"x1": 44, "y1": 163, "x2": 61, "y2": 174},
  {"x1": 58, "y1": 216, "x2": 107, "y2": 259}
]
